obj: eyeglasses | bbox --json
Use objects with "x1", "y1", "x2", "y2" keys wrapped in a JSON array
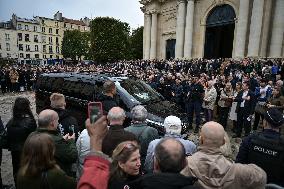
[{"x1": 266, "y1": 111, "x2": 283, "y2": 124}]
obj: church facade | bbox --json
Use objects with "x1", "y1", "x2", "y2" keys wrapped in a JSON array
[{"x1": 140, "y1": 0, "x2": 284, "y2": 60}]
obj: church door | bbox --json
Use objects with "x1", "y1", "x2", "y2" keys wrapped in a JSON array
[{"x1": 204, "y1": 4, "x2": 236, "y2": 59}]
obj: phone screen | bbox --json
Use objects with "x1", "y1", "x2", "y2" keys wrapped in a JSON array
[{"x1": 88, "y1": 102, "x2": 103, "y2": 124}]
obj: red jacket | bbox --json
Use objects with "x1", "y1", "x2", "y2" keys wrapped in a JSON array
[{"x1": 78, "y1": 153, "x2": 110, "y2": 189}]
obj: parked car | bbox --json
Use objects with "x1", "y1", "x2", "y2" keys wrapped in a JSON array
[{"x1": 35, "y1": 72, "x2": 187, "y2": 135}]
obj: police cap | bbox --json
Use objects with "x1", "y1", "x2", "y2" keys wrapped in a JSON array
[{"x1": 263, "y1": 108, "x2": 284, "y2": 127}]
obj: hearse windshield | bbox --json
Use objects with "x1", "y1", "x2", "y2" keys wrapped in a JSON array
[{"x1": 119, "y1": 79, "x2": 162, "y2": 104}]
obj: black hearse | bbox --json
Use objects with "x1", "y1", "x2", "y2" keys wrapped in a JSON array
[{"x1": 35, "y1": 72, "x2": 186, "y2": 135}]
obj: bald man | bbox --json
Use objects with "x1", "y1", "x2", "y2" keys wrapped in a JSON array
[
  {"x1": 102, "y1": 107, "x2": 137, "y2": 157},
  {"x1": 35, "y1": 109, "x2": 77, "y2": 177},
  {"x1": 181, "y1": 121, "x2": 267, "y2": 189}
]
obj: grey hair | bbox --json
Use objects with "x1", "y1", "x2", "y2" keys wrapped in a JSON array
[
  {"x1": 131, "y1": 105, "x2": 148, "y2": 122},
  {"x1": 38, "y1": 113, "x2": 54, "y2": 128},
  {"x1": 107, "y1": 108, "x2": 126, "y2": 122}
]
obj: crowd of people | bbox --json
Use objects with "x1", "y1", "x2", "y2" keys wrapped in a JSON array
[{"x1": 0, "y1": 57, "x2": 284, "y2": 189}]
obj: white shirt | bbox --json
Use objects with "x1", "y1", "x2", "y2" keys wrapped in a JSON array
[{"x1": 240, "y1": 91, "x2": 248, "y2": 107}]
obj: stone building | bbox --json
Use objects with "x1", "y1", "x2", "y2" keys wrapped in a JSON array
[
  {"x1": 0, "y1": 21, "x2": 18, "y2": 59},
  {"x1": 0, "y1": 11, "x2": 90, "y2": 64},
  {"x1": 140, "y1": 0, "x2": 284, "y2": 60}
]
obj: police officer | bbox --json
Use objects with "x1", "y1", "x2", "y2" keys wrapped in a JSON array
[
  {"x1": 185, "y1": 75, "x2": 204, "y2": 133},
  {"x1": 236, "y1": 108, "x2": 284, "y2": 186}
]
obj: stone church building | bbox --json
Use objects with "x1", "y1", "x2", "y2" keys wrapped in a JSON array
[{"x1": 140, "y1": 0, "x2": 284, "y2": 60}]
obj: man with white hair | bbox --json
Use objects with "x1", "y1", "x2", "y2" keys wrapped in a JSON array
[
  {"x1": 144, "y1": 115, "x2": 196, "y2": 173},
  {"x1": 125, "y1": 105, "x2": 159, "y2": 167},
  {"x1": 101, "y1": 107, "x2": 137, "y2": 157},
  {"x1": 181, "y1": 121, "x2": 267, "y2": 189}
]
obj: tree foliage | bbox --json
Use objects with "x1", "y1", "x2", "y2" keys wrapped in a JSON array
[
  {"x1": 62, "y1": 30, "x2": 90, "y2": 61},
  {"x1": 129, "y1": 26, "x2": 144, "y2": 60},
  {"x1": 90, "y1": 17, "x2": 130, "y2": 63}
]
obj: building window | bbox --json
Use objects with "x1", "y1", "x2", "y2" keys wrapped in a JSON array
[
  {"x1": 71, "y1": 25, "x2": 73, "y2": 29},
  {"x1": 49, "y1": 46, "x2": 53, "y2": 53},
  {"x1": 18, "y1": 24, "x2": 22, "y2": 30},
  {"x1": 64, "y1": 23, "x2": 66, "y2": 28},
  {"x1": 84, "y1": 27, "x2": 86, "y2": 31},
  {"x1": 56, "y1": 29, "x2": 59, "y2": 34},
  {"x1": 0, "y1": 44, "x2": 1, "y2": 49},
  {"x1": 18, "y1": 33, "x2": 22, "y2": 41},
  {"x1": 78, "y1": 26, "x2": 80, "y2": 30},
  {"x1": 25, "y1": 25, "x2": 29, "y2": 30},
  {"x1": 5, "y1": 33, "x2": 10, "y2": 40},
  {"x1": 56, "y1": 46, "x2": 60, "y2": 53},
  {"x1": 35, "y1": 45, "x2": 39, "y2": 52},
  {"x1": 49, "y1": 37, "x2": 52, "y2": 44},
  {"x1": 56, "y1": 37, "x2": 59, "y2": 44},
  {"x1": 7, "y1": 53, "x2": 11, "y2": 58},
  {"x1": 34, "y1": 26, "x2": 37, "y2": 32},
  {"x1": 25, "y1": 34, "x2": 29, "y2": 42},
  {"x1": 34, "y1": 35, "x2": 38, "y2": 42},
  {"x1": 26, "y1": 54, "x2": 30, "y2": 58},
  {"x1": 42, "y1": 27, "x2": 45, "y2": 33},
  {"x1": 26, "y1": 45, "x2": 30, "y2": 51},
  {"x1": 43, "y1": 55, "x2": 46, "y2": 59},
  {"x1": 43, "y1": 45, "x2": 46, "y2": 53},
  {"x1": 42, "y1": 36, "x2": 46, "y2": 43},
  {"x1": 20, "y1": 53, "x2": 24, "y2": 58},
  {"x1": 35, "y1": 54, "x2": 39, "y2": 59},
  {"x1": 0, "y1": 53, "x2": 1, "y2": 58},
  {"x1": 55, "y1": 22, "x2": 58, "y2": 27},
  {"x1": 6, "y1": 43, "x2": 10, "y2": 51},
  {"x1": 50, "y1": 55, "x2": 53, "y2": 58},
  {"x1": 49, "y1": 28, "x2": 52, "y2": 34},
  {"x1": 19, "y1": 44, "x2": 23, "y2": 51}
]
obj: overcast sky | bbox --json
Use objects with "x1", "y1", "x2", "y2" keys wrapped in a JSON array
[{"x1": 0, "y1": 0, "x2": 144, "y2": 29}]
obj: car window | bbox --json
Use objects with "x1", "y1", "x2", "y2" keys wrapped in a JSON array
[{"x1": 81, "y1": 82, "x2": 95, "y2": 101}]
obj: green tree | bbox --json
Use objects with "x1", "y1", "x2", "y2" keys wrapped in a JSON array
[
  {"x1": 129, "y1": 26, "x2": 144, "y2": 60},
  {"x1": 90, "y1": 17, "x2": 130, "y2": 62},
  {"x1": 61, "y1": 30, "x2": 90, "y2": 61}
]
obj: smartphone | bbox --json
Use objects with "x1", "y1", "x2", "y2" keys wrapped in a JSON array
[{"x1": 88, "y1": 102, "x2": 103, "y2": 124}]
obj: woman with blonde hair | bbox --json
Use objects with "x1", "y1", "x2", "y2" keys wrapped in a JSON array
[
  {"x1": 17, "y1": 133, "x2": 76, "y2": 189},
  {"x1": 108, "y1": 141, "x2": 141, "y2": 189}
]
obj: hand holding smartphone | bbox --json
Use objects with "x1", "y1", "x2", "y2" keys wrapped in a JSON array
[{"x1": 88, "y1": 102, "x2": 103, "y2": 124}]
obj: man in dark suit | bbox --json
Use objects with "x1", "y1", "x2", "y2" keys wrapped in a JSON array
[{"x1": 233, "y1": 81, "x2": 255, "y2": 138}]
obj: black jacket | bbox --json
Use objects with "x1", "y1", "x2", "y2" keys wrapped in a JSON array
[
  {"x1": 6, "y1": 115, "x2": 37, "y2": 151},
  {"x1": 98, "y1": 94, "x2": 118, "y2": 114},
  {"x1": 236, "y1": 129, "x2": 284, "y2": 186},
  {"x1": 133, "y1": 173, "x2": 198, "y2": 189},
  {"x1": 50, "y1": 108, "x2": 79, "y2": 140},
  {"x1": 102, "y1": 125, "x2": 137, "y2": 157},
  {"x1": 234, "y1": 90, "x2": 255, "y2": 115}
]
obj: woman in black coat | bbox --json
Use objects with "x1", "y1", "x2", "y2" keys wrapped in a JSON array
[{"x1": 6, "y1": 97, "x2": 37, "y2": 184}]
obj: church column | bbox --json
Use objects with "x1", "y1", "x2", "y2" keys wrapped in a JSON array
[
  {"x1": 269, "y1": 0, "x2": 284, "y2": 58},
  {"x1": 144, "y1": 13, "x2": 151, "y2": 59},
  {"x1": 234, "y1": 0, "x2": 250, "y2": 58},
  {"x1": 175, "y1": 0, "x2": 186, "y2": 59},
  {"x1": 247, "y1": 0, "x2": 265, "y2": 57},
  {"x1": 150, "y1": 11, "x2": 158, "y2": 59},
  {"x1": 259, "y1": 0, "x2": 273, "y2": 57},
  {"x1": 183, "y1": 0, "x2": 195, "y2": 59}
]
